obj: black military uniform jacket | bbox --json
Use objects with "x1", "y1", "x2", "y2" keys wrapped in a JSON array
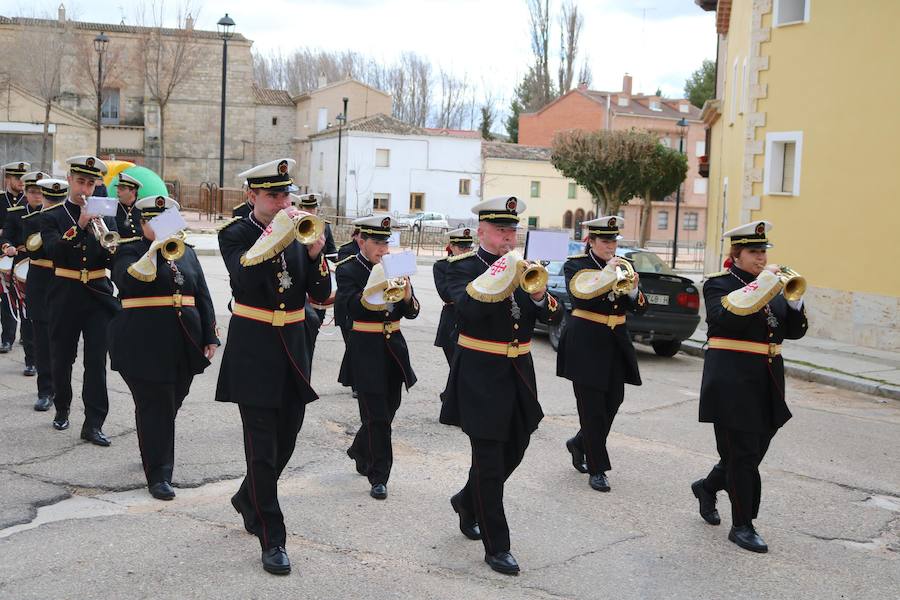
[
  {"x1": 699, "y1": 266, "x2": 808, "y2": 433},
  {"x1": 433, "y1": 257, "x2": 458, "y2": 350},
  {"x1": 336, "y1": 252, "x2": 419, "y2": 394},
  {"x1": 439, "y1": 247, "x2": 561, "y2": 441},
  {"x1": 1, "y1": 202, "x2": 38, "y2": 264},
  {"x1": 323, "y1": 222, "x2": 337, "y2": 258},
  {"x1": 109, "y1": 238, "x2": 219, "y2": 383},
  {"x1": 115, "y1": 202, "x2": 142, "y2": 240},
  {"x1": 40, "y1": 200, "x2": 120, "y2": 315},
  {"x1": 232, "y1": 202, "x2": 252, "y2": 218},
  {"x1": 556, "y1": 251, "x2": 647, "y2": 388},
  {"x1": 337, "y1": 239, "x2": 359, "y2": 262},
  {"x1": 0, "y1": 191, "x2": 23, "y2": 234},
  {"x1": 21, "y1": 209, "x2": 55, "y2": 322},
  {"x1": 216, "y1": 216, "x2": 331, "y2": 407}
]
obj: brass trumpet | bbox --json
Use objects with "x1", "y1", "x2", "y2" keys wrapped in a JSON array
[
  {"x1": 519, "y1": 261, "x2": 549, "y2": 294},
  {"x1": 383, "y1": 277, "x2": 407, "y2": 303},
  {"x1": 89, "y1": 218, "x2": 120, "y2": 249},
  {"x1": 611, "y1": 257, "x2": 636, "y2": 296},
  {"x1": 777, "y1": 266, "x2": 806, "y2": 301},
  {"x1": 291, "y1": 211, "x2": 325, "y2": 244},
  {"x1": 159, "y1": 235, "x2": 186, "y2": 262}
]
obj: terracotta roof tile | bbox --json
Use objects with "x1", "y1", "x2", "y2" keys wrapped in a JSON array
[
  {"x1": 252, "y1": 86, "x2": 293, "y2": 106},
  {"x1": 482, "y1": 142, "x2": 551, "y2": 161}
]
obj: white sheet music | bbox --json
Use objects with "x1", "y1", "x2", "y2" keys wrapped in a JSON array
[
  {"x1": 525, "y1": 230, "x2": 570, "y2": 261},
  {"x1": 149, "y1": 208, "x2": 188, "y2": 240},
  {"x1": 382, "y1": 250, "x2": 417, "y2": 278}
]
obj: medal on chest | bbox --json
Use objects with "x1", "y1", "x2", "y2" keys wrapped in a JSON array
[
  {"x1": 510, "y1": 295, "x2": 521, "y2": 320},
  {"x1": 278, "y1": 270, "x2": 293, "y2": 289}
]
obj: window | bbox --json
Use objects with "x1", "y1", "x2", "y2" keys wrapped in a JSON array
[
  {"x1": 693, "y1": 178, "x2": 708, "y2": 194},
  {"x1": 679, "y1": 103, "x2": 690, "y2": 113},
  {"x1": 530, "y1": 180, "x2": 541, "y2": 198},
  {"x1": 458, "y1": 179, "x2": 471, "y2": 195},
  {"x1": 586, "y1": 211, "x2": 594, "y2": 220},
  {"x1": 763, "y1": 131, "x2": 803, "y2": 196},
  {"x1": 617, "y1": 96, "x2": 628, "y2": 107},
  {"x1": 567, "y1": 182, "x2": 576, "y2": 199},
  {"x1": 563, "y1": 210, "x2": 573, "y2": 228},
  {"x1": 695, "y1": 141, "x2": 706, "y2": 157},
  {"x1": 409, "y1": 192, "x2": 424, "y2": 211},
  {"x1": 375, "y1": 148, "x2": 390, "y2": 167},
  {"x1": 649, "y1": 100, "x2": 661, "y2": 111},
  {"x1": 574, "y1": 208, "x2": 585, "y2": 224},
  {"x1": 373, "y1": 193, "x2": 390, "y2": 211},
  {"x1": 657, "y1": 211, "x2": 669, "y2": 230},
  {"x1": 271, "y1": 116, "x2": 278, "y2": 126},
  {"x1": 774, "y1": 0, "x2": 809, "y2": 26},
  {"x1": 101, "y1": 88, "x2": 119, "y2": 124},
  {"x1": 527, "y1": 216, "x2": 539, "y2": 228},
  {"x1": 317, "y1": 107, "x2": 328, "y2": 132},
  {"x1": 684, "y1": 212, "x2": 699, "y2": 231}
]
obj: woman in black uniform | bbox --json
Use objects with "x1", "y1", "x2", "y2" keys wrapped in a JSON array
[
  {"x1": 109, "y1": 196, "x2": 219, "y2": 500},
  {"x1": 556, "y1": 216, "x2": 646, "y2": 492}
]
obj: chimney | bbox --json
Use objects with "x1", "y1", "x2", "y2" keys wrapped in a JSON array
[
  {"x1": 58, "y1": 3, "x2": 66, "y2": 24},
  {"x1": 622, "y1": 73, "x2": 633, "y2": 97},
  {"x1": 185, "y1": 12, "x2": 194, "y2": 30},
  {"x1": 318, "y1": 73, "x2": 327, "y2": 89},
  {"x1": 577, "y1": 81, "x2": 588, "y2": 91}
]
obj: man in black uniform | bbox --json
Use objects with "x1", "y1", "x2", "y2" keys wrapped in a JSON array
[
  {"x1": 23, "y1": 177, "x2": 66, "y2": 411},
  {"x1": 440, "y1": 196, "x2": 560, "y2": 575},
  {"x1": 113, "y1": 172, "x2": 143, "y2": 239},
  {"x1": 1, "y1": 170, "x2": 49, "y2": 382},
  {"x1": 216, "y1": 158, "x2": 330, "y2": 575},
  {"x1": 0, "y1": 160, "x2": 28, "y2": 352},
  {"x1": 336, "y1": 215, "x2": 419, "y2": 500},
  {"x1": 110, "y1": 195, "x2": 219, "y2": 501},
  {"x1": 41, "y1": 156, "x2": 119, "y2": 445},
  {"x1": 691, "y1": 221, "x2": 808, "y2": 553},
  {"x1": 434, "y1": 227, "x2": 474, "y2": 364}
]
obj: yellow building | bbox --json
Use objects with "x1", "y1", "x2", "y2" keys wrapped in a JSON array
[{"x1": 698, "y1": 0, "x2": 900, "y2": 350}]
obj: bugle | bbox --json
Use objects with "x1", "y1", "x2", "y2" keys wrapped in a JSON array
[
  {"x1": 159, "y1": 234, "x2": 186, "y2": 262},
  {"x1": 777, "y1": 266, "x2": 806, "y2": 301},
  {"x1": 89, "y1": 218, "x2": 119, "y2": 249},
  {"x1": 383, "y1": 277, "x2": 407, "y2": 303},
  {"x1": 291, "y1": 211, "x2": 325, "y2": 244},
  {"x1": 519, "y1": 261, "x2": 549, "y2": 294},
  {"x1": 612, "y1": 257, "x2": 636, "y2": 296}
]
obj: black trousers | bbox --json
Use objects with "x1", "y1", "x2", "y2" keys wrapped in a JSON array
[
  {"x1": 349, "y1": 363, "x2": 403, "y2": 486},
  {"x1": 32, "y1": 319, "x2": 54, "y2": 398},
  {"x1": 339, "y1": 323, "x2": 355, "y2": 392},
  {"x1": 234, "y1": 374, "x2": 306, "y2": 551},
  {"x1": 20, "y1": 316, "x2": 34, "y2": 366},
  {"x1": 123, "y1": 374, "x2": 192, "y2": 486},
  {"x1": 455, "y1": 424, "x2": 531, "y2": 555},
  {"x1": 441, "y1": 343, "x2": 454, "y2": 366},
  {"x1": 0, "y1": 291, "x2": 16, "y2": 344},
  {"x1": 570, "y1": 357, "x2": 625, "y2": 474},
  {"x1": 703, "y1": 424, "x2": 775, "y2": 527},
  {"x1": 49, "y1": 304, "x2": 111, "y2": 429}
]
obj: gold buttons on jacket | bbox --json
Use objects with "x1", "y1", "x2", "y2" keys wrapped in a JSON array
[
  {"x1": 279, "y1": 303, "x2": 285, "y2": 309},
  {"x1": 513, "y1": 323, "x2": 519, "y2": 330},
  {"x1": 278, "y1": 287, "x2": 284, "y2": 293}
]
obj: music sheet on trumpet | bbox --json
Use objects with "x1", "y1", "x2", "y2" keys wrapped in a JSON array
[
  {"x1": 382, "y1": 250, "x2": 417, "y2": 279},
  {"x1": 149, "y1": 208, "x2": 187, "y2": 240},
  {"x1": 524, "y1": 230, "x2": 570, "y2": 262}
]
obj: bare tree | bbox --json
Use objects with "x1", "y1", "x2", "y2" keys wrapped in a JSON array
[
  {"x1": 527, "y1": 0, "x2": 553, "y2": 107},
  {"x1": 135, "y1": 1, "x2": 201, "y2": 178},
  {"x1": 72, "y1": 31, "x2": 126, "y2": 155},
  {"x1": 557, "y1": 0, "x2": 583, "y2": 93},
  {"x1": 577, "y1": 58, "x2": 593, "y2": 87},
  {"x1": 436, "y1": 68, "x2": 469, "y2": 129}
]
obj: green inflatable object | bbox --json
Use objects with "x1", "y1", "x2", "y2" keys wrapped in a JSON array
[{"x1": 107, "y1": 166, "x2": 169, "y2": 199}]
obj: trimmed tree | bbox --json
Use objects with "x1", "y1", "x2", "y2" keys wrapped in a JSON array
[{"x1": 636, "y1": 143, "x2": 688, "y2": 247}]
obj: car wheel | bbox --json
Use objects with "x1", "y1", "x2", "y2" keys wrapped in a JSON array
[
  {"x1": 651, "y1": 339, "x2": 681, "y2": 357},
  {"x1": 549, "y1": 309, "x2": 567, "y2": 351}
]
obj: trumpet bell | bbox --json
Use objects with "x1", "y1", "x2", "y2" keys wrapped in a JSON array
[
  {"x1": 383, "y1": 278, "x2": 407, "y2": 303},
  {"x1": 160, "y1": 237, "x2": 186, "y2": 262},
  {"x1": 294, "y1": 214, "x2": 325, "y2": 244},
  {"x1": 612, "y1": 259, "x2": 636, "y2": 295},
  {"x1": 520, "y1": 262, "x2": 549, "y2": 294},
  {"x1": 779, "y1": 266, "x2": 806, "y2": 301}
]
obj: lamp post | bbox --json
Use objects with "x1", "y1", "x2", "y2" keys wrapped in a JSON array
[
  {"x1": 671, "y1": 117, "x2": 689, "y2": 269},
  {"x1": 335, "y1": 97, "x2": 348, "y2": 216},
  {"x1": 217, "y1": 14, "x2": 235, "y2": 188},
  {"x1": 93, "y1": 31, "x2": 109, "y2": 156}
]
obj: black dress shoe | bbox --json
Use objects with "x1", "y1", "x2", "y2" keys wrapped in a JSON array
[
  {"x1": 80, "y1": 427, "x2": 111, "y2": 446},
  {"x1": 34, "y1": 396, "x2": 53, "y2": 412},
  {"x1": 149, "y1": 481, "x2": 176, "y2": 500},
  {"x1": 261, "y1": 546, "x2": 291, "y2": 575},
  {"x1": 566, "y1": 437, "x2": 588, "y2": 473},
  {"x1": 691, "y1": 479, "x2": 721, "y2": 525},
  {"x1": 52, "y1": 410, "x2": 69, "y2": 430},
  {"x1": 450, "y1": 493, "x2": 481, "y2": 540},
  {"x1": 23, "y1": 365, "x2": 36, "y2": 376},
  {"x1": 589, "y1": 472, "x2": 611, "y2": 492},
  {"x1": 484, "y1": 551, "x2": 520, "y2": 575},
  {"x1": 0, "y1": 342, "x2": 11, "y2": 353},
  {"x1": 729, "y1": 525, "x2": 768, "y2": 553},
  {"x1": 346, "y1": 447, "x2": 367, "y2": 476},
  {"x1": 231, "y1": 492, "x2": 258, "y2": 535},
  {"x1": 370, "y1": 483, "x2": 387, "y2": 500}
]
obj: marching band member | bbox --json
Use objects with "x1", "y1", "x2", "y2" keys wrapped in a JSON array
[
  {"x1": 40, "y1": 156, "x2": 119, "y2": 445},
  {"x1": 333, "y1": 225, "x2": 363, "y2": 398},
  {"x1": 557, "y1": 216, "x2": 646, "y2": 492},
  {"x1": 109, "y1": 196, "x2": 219, "y2": 501},
  {"x1": 0, "y1": 171, "x2": 49, "y2": 385},
  {"x1": 336, "y1": 215, "x2": 419, "y2": 500},
  {"x1": 0, "y1": 160, "x2": 28, "y2": 353},
  {"x1": 113, "y1": 172, "x2": 143, "y2": 239},
  {"x1": 216, "y1": 158, "x2": 330, "y2": 575},
  {"x1": 440, "y1": 196, "x2": 561, "y2": 575},
  {"x1": 691, "y1": 221, "x2": 808, "y2": 553},
  {"x1": 433, "y1": 227, "x2": 475, "y2": 365},
  {"x1": 295, "y1": 193, "x2": 336, "y2": 340}
]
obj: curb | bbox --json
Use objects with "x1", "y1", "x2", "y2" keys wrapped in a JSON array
[{"x1": 681, "y1": 339, "x2": 900, "y2": 402}]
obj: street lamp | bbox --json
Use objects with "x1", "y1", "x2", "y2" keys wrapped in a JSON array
[
  {"x1": 335, "y1": 97, "x2": 348, "y2": 216},
  {"x1": 217, "y1": 13, "x2": 235, "y2": 188},
  {"x1": 93, "y1": 31, "x2": 109, "y2": 156},
  {"x1": 671, "y1": 117, "x2": 689, "y2": 269}
]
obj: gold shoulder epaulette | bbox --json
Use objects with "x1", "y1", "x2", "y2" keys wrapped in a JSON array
[
  {"x1": 217, "y1": 216, "x2": 242, "y2": 232},
  {"x1": 448, "y1": 250, "x2": 475, "y2": 263},
  {"x1": 7, "y1": 205, "x2": 25, "y2": 212},
  {"x1": 21, "y1": 210, "x2": 41, "y2": 220},
  {"x1": 436, "y1": 256, "x2": 448, "y2": 262},
  {"x1": 567, "y1": 253, "x2": 587, "y2": 259},
  {"x1": 333, "y1": 255, "x2": 355, "y2": 268},
  {"x1": 42, "y1": 202, "x2": 64, "y2": 212},
  {"x1": 232, "y1": 202, "x2": 246, "y2": 210},
  {"x1": 704, "y1": 270, "x2": 730, "y2": 279},
  {"x1": 118, "y1": 236, "x2": 142, "y2": 244}
]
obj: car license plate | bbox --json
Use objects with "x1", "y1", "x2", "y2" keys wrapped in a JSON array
[{"x1": 646, "y1": 294, "x2": 669, "y2": 305}]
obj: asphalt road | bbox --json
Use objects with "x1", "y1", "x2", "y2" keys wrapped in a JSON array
[{"x1": 0, "y1": 256, "x2": 897, "y2": 599}]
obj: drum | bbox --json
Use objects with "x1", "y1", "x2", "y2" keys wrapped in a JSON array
[
  {"x1": 309, "y1": 272, "x2": 337, "y2": 310},
  {"x1": 0, "y1": 255, "x2": 13, "y2": 292},
  {"x1": 13, "y1": 258, "x2": 28, "y2": 302}
]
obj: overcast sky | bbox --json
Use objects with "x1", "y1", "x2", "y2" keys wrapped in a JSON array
[{"x1": 3, "y1": 0, "x2": 716, "y2": 103}]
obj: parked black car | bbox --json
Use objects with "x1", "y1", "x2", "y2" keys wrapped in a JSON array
[{"x1": 537, "y1": 247, "x2": 701, "y2": 356}]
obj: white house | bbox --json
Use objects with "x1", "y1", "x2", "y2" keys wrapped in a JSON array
[{"x1": 307, "y1": 114, "x2": 483, "y2": 221}]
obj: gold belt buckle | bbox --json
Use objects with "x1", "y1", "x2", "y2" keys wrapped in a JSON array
[
  {"x1": 79, "y1": 268, "x2": 89, "y2": 283},
  {"x1": 271, "y1": 310, "x2": 286, "y2": 327},
  {"x1": 507, "y1": 340, "x2": 520, "y2": 358},
  {"x1": 768, "y1": 343, "x2": 779, "y2": 357},
  {"x1": 383, "y1": 321, "x2": 392, "y2": 335},
  {"x1": 173, "y1": 293, "x2": 183, "y2": 308}
]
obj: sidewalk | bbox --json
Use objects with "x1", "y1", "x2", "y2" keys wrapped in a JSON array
[{"x1": 681, "y1": 322, "x2": 900, "y2": 401}]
